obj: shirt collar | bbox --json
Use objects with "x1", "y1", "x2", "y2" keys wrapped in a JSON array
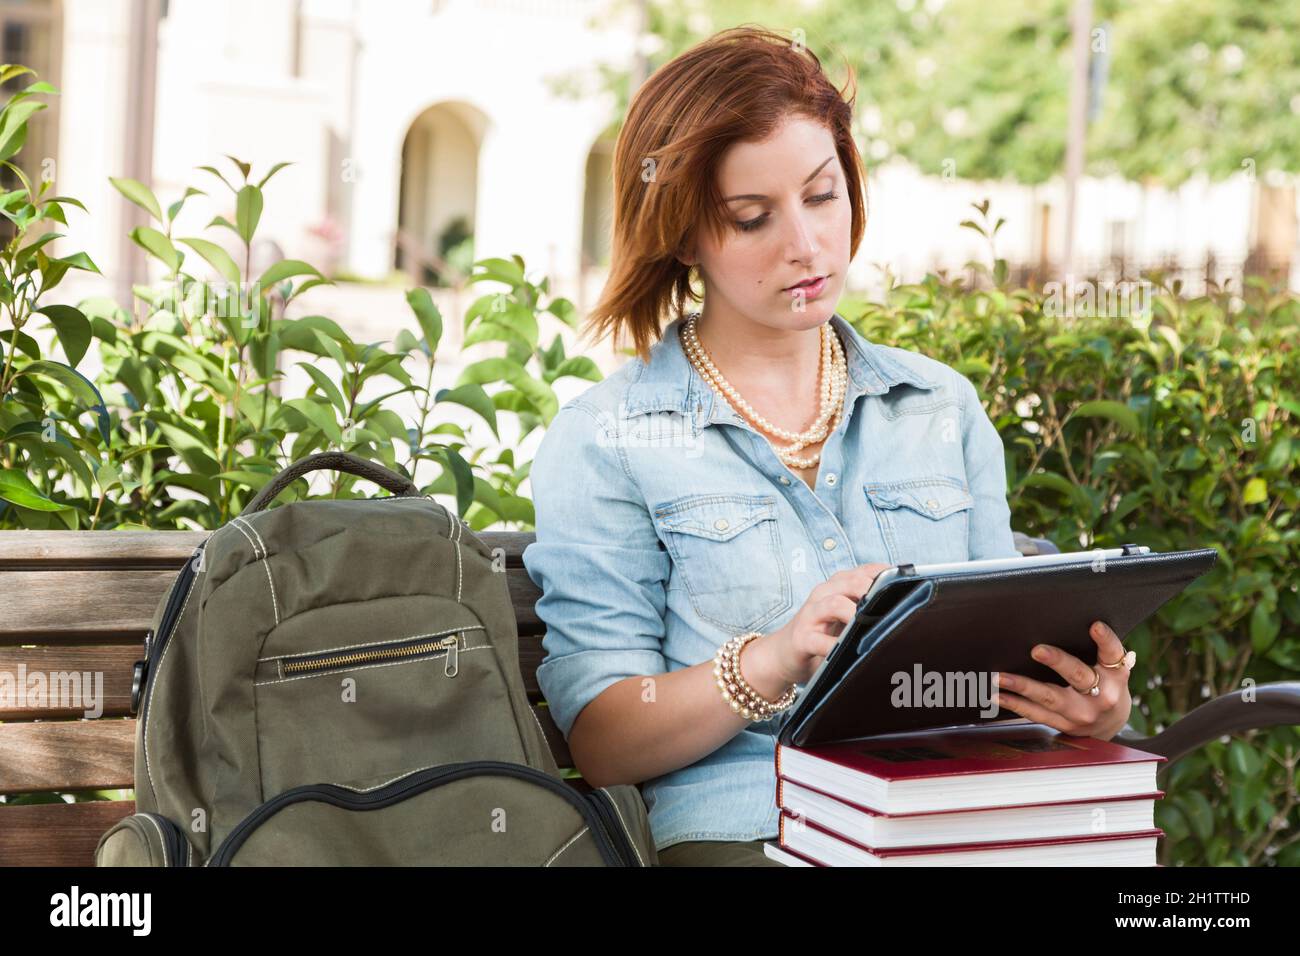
[{"x1": 621, "y1": 311, "x2": 939, "y2": 427}]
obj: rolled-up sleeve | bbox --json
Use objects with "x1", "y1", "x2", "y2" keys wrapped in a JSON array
[
  {"x1": 522, "y1": 400, "x2": 671, "y2": 741},
  {"x1": 957, "y1": 372, "x2": 1021, "y2": 560}
]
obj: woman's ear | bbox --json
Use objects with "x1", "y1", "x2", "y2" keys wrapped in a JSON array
[{"x1": 676, "y1": 240, "x2": 697, "y2": 268}]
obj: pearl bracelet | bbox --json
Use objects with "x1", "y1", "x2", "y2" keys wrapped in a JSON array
[{"x1": 713, "y1": 631, "x2": 798, "y2": 721}]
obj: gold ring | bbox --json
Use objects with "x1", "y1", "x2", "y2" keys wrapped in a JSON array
[
  {"x1": 1100, "y1": 649, "x2": 1137, "y2": 670},
  {"x1": 1075, "y1": 666, "x2": 1101, "y2": 696}
]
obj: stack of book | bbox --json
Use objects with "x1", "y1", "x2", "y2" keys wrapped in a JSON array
[{"x1": 765, "y1": 721, "x2": 1164, "y2": 866}]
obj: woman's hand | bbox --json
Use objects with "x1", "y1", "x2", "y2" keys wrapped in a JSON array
[
  {"x1": 745, "y1": 563, "x2": 893, "y2": 691},
  {"x1": 995, "y1": 620, "x2": 1134, "y2": 741}
]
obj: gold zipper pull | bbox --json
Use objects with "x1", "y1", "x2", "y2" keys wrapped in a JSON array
[{"x1": 443, "y1": 635, "x2": 459, "y2": 677}]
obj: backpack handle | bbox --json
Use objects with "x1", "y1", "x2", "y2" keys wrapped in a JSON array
[{"x1": 239, "y1": 452, "x2": 420, "y2": 515}]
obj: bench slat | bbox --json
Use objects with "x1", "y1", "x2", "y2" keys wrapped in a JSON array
[
  {"x1": 0, "y1": 530, "x2": 207, "y2": 568},
  {"x1": 0, "y1": 570, "x2": 184, "y2": 643},
  {"x1": 0, "y1": 646, "x2": 140, "y2": 719},
  {"x1": 0, "y1": 720, "x2": 136, "y2": 793},
  {"x1": 0, "y1": 800, "x2": 137, "y2": 867}
]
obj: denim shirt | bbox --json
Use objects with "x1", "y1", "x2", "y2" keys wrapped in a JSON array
[{"x1": 521, "y1": 311, "x2": 1020, "y2": 852}]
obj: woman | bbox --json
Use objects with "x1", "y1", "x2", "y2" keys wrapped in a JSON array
[{"x1": 521, "y1": 26, "x2": 1134, "y2": 866}]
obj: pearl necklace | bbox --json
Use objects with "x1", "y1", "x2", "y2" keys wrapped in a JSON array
[{"x1": 680, "y1": 313, "x2": 848, "y2": 470}]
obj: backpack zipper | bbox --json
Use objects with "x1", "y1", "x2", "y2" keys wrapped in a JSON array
[
  {"x1": 139, "y1": 812, "x2": 189, "y2": 866},
  {"x1": 207, "y1": 760, "x2": 642, "y2": 866},
  {"x1": 588, "y1": 788, "x2": 642, "y2": 866},
  {"x1": 280, "y1": 633, "x2": 461, "y2": 678},
  {"x1": 132, "y1": 544, "x2": 204, "y2": 716}
]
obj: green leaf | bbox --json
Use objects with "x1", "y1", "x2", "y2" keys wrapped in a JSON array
[
  {"x1": 235, "y1": 184, "x2": 263, "y2": 243},
  {"x1": 258, "y1": 259, "x2": 322, "y2": 288},
  {"x1": 276, "y1": 314, "x2": 352, "y2": 355},
  {"x1": 177, "y1": 236, "x2": 241, "y2": 284},
  {"x1": 256, "y1": 161, "x2": 294, "y2": 188},
  {"x1": 431, "y1": 444, "x2": 475, "y2": 517},
  {"x1": 224, "y1": 154, "x2": 251, "y2": 180},
  {"x1": 1179, "y1": 790, "x2": 1216, "y2": 843},
  {"x1": 393, "y1": 328, "x2": 426, "y2": 356},
  {"x1": 197, "y1": 165, "x2": 236, "y2": 192},
  {"x1": 283, "y1": 397, "x2": 342, "y2": 443},
  {"x1": 15, "y1": 229, "x2": 63, "y2": 264},
  {"x1": 469, "y1": 257, "x2": 525, "y2": 287},
  {"x1": 1242, "y1": 477, "x2": 1267, "y2": 505},
  {"x1": 16, "y1": 360, "x2": 111, "y2": 444},
  {"x1": 35, "y1": 304, "x2": 91, "y2": 367},
  {"x1": 108, "y1": 176, "x2": 163, "y2": 222},
  {"x1": 296, "y1": 361, "x2": 347, "y2": 415},
  {"x1": 0, "y1": 99, "x2": 45, "y2": 162},
  {"x1": 49, "y1": 251, "x2": 101, "y2": 276},
  {"x1": 552, "y1": 356, "x2": 602, "y2": 383},
  {"x1": 214, "y1": 470, "x2": 274, "y2": 491},
  {"x1": 1070, "y1": 400, "x2": 1140, "y2": 436},
  {"x1": 166, "y1": 186, "x2": 206, "y2": 223},
  {"x1": 435, "y1": 384, "x2": 499, "y2": 439},
  {"x1": 129, "y1": 225, "x2": 182, "y2": 273},
  {"x1": 0, "y1": 468, "x2": 68, "y2": 512},
  {"x1": 456, "y1": 357, "x2": 529, "y2": 387},
  {"x1": 1250, "y1": 603, "x2": 1280, "y2": 654},
  {"x1": 0, "y1": 66, "x2": 35, "y2": 85},
  {"x1": 405, "y1": 287, "x2": 443, "y2": 353},
  {"x1": 1228, "y1": 740, "x2": 1259, "y2": 777}
]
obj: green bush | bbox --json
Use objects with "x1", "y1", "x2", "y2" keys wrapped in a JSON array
[
  {"x1": 0, "y1": 71, "x2": 600, "y2": 534},
  {"x1": 848, "y1": 210, "x2": 1300, "y2": 866}
]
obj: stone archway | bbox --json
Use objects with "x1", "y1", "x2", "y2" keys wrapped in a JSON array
[{"x1": 395, "y1": 100, "x2": 489, "y2": 285}]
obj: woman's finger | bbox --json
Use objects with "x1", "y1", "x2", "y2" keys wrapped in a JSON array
[
  {"x1": 999, "y1": 671, "x2": 1094, "y2": 725},
  {"x1": 996, "y1": 688, "x2": 1082, "y2": 735},
  {"x1": 1030, "y1": 642, "x2": 1100, "y2": 694},
  {"x1": 1090, "y1": 620, "x2": 1127, "y2": 666}
]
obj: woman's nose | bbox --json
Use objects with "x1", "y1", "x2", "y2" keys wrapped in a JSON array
[{"x1": 784, "y1": 208, "x2": 819, "y2": 263}]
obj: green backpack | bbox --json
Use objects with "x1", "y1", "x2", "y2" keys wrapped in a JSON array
[{"x1": 96, "y1": 452, "x2": 656, "y2": 866}]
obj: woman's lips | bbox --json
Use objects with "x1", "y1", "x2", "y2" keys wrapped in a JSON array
[{"x1": 784, "y1": 274, "x2": 827, "y2": 299}]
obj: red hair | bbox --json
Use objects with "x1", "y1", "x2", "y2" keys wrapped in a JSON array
[{"x1": 581, "y1": 24, "x2": 866, "y2": 363}]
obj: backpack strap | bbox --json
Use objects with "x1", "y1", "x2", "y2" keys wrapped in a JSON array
[{"x1": 239, "y1": 452, "x2": 420, "y2": 516}]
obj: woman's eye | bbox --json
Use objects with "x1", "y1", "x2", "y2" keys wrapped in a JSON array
[{"x1": 735, "y1": 192, "x2": 838, "y2": 233}]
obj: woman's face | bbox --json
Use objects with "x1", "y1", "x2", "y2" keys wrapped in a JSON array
[{"x1": 683, "y1": 113, "x2": 852, "y2": 332}]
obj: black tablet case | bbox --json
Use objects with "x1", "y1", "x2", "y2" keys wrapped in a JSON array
[{"x1": 776, "y1": 547, "x2": 1219, "y2": 749}]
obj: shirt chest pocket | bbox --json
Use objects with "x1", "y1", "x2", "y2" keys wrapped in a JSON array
[
  {"x1": 652, "y1": 493, "x2": 792, "y2": 634},
  {"x1": 864, "y1": 477, "x2": 974, "y2": 565}
]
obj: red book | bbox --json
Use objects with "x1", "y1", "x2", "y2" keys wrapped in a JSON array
[
  {"x1": 774, "y1": 721, "x2": 1165, "y2": 814},
  {"x1": 778, "y1": 774, "x2": 1164, "y2": 848},
  {"x1": 777, "y1": 812, "x2": 1163, "y2": 866}
]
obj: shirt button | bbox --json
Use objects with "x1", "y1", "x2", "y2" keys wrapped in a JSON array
[
  {"x1": 822, "y1": 537, "x2": 836, "y2": 550},
  {"x1": 778, "y1": 475, "x2": 791, "y2": 485},
  {"x1": 825, "y1": 473, "x2": 837, "y2": 486},
  {"x1": 714, "y1": 518, "x2": 729, "y2": 531}
]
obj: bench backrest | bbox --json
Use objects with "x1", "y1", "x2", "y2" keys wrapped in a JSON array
[{"x1": 1, "y1": 527, "x2": 1056, "y2": 865}]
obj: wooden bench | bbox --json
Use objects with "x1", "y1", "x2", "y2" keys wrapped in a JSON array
[{"x1": 2, "y1": 528, "x2": 1297, "y2": 866}]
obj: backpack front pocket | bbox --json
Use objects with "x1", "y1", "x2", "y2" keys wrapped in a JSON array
[
  {"x1": 95, "y1": 811, "x2": 190, "y2": 867},
  {"x1": 207, "y1": 761, "x2": 648, "y2": 866},
  {"x1": 253, "y1": 594, "x2": 529, "y2": 800}
]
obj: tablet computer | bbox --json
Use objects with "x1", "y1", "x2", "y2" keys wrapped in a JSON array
[
  {"x1": 859, "y1": 544, "x2": 1151, "y2": 610},
  {"x1": 777, "y1": 545, "x2": 1218, "y2": 749}
]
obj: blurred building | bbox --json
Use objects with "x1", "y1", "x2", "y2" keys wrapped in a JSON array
[{"x1": 2, "y1": 0, "x2": 1295, "y2": 340}]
